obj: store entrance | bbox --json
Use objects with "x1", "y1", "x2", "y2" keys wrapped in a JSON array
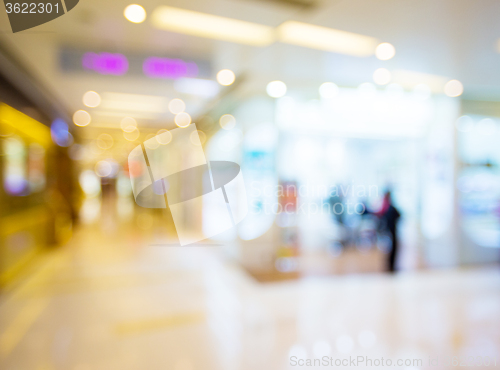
[{"x1": 275, "y1": 133, "x2": 421, "y2": 276}]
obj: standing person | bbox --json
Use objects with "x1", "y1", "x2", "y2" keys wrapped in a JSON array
[{"x1": 379, "y1": 191, "x2": 401, "y2": 272}]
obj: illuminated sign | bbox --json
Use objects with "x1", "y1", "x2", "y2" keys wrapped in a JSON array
[
  {"x1": 82, "y1": 52, "x2": 129, "y2": 76},
  {"x1": 143, "y1": 57, "x2": 198, "y2": 79},
  {"x1": 60, "y1": 48, "x2": 211, "y2": 79}
]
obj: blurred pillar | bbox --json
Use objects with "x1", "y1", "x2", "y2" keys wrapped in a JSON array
[{"x1": 421, "y1": 97, "x2": 460, "y2": 267}]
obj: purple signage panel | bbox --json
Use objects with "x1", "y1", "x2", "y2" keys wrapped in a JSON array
[
  {"x1": 143, "y1": 57, "x2": 198, "y2": 79},
  {"x1": 82, "y1": 52, "x2": 129, "y2": 76}
]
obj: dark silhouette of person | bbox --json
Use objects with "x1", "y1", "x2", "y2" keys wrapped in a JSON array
[{"x1": 379, "y1": 191, "x2": 401, "y2": 272}]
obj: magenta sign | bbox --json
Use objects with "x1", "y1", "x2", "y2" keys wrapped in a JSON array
[
  {"x1": 143, "y1": 57, "x2": 198, "y2": 79},
  {"x1": 82, "y1": 52, "x2": 129, "y2": 76}
]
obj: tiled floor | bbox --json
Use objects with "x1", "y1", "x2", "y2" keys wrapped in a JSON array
[{"x1": 0, "y1": 223, "x2": 499, "y2": 370}]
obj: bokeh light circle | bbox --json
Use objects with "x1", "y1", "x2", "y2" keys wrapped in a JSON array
[
  {"x1": 266, "y1": 81, "x2": 287, "y2": 98},
  {"x1": 375, "y1": 42, "x2": 395, "y2": 60},
  {"x1": 83, "y1": 91, "x2": 101, "y2": 108},
  {"x1": 123, "y1": 127, "x2": 140, "y2": 141},
  {"x1": 95, "y1": 160, "x2": 112, "y2": 177},
  {"x1": 168, "y1": 99, "x2": 186, "y2": 114},
  {"x1": 444, "y1": 79, "x2": 464, "y2": 97},
  {"x1": 219, "y1": 114, "x2": 236, "y2": 130},
  {"x1": 73, "y1": 110, "x2": 91, "y2": 127},
  {"x1": 175, "y1": 112, "x2": 191, "y2": 128},
  {"x1": 156, "y1": 129, "x2": 172, "y2": 145},
  {"x1": 216, "y1": 69, "x2": 235, "y2": 86},
  {"x1": 120, "y1": 117, "x2": 137, "y2": 132},
  {"x1": 124, "y1": 4, "x2": 146, "y2": 23}
]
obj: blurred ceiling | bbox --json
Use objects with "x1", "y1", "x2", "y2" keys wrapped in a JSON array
[{"x1": 1, "y1": 0, "x2": 500, "y2": 128}]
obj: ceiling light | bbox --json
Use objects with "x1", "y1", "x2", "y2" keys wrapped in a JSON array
[
  {"x1": 124, "y1": 4, "x2": 146, "y2": 24},
  {"x1": 373, "y1": 68, "x2": 391, "y2": 85},
  {"x1": 100, "y1": 92, "x2": 168, "y2": 113},
  {"x1": 277, "y1": 21, "x2": 378, "y2": 57},
  {"x1": 444, "y1": 79, "x2": 464, "y2": 97},
  {"x1": 83, "y1": 91, "x2": 101, "y2": 108},
  {"x1": 319, "y1": 82, "x2": 339, "y2": 99},
  {"x1": 217, "y1": 69, "x2": 235, "y2": 86},
  {"x1": 73, "y1": 110, "x2": 91, "y2": 127},
  {"x1": 173, "y1": 78, "x2": 219, "y2": 98},
  {"x1": 168, "y1": 98, "x2": 185, "y2": 114},
  {"x1": 175, "y1": 112, "x2": 191, "y2": 128},
  {"x1": 151, "y1": 6, "x2": 275, "y2": 46},
  {"x1": 266, "y1": 81, "x2": 287, "y2": 98},
  {"x1": 375, "y1": 42, "x2": 395, "y2": 60}
]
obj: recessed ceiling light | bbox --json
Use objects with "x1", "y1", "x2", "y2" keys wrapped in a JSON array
[
  {"x1": 73, "y1": 110, "x2": 91, "y2": 127},
  {"x1": 83, "y1": 91, "x2": 101, "y2": 108},
  {"x1": 175, "y1": 112, "x2": 191, "y2": 128},
  {"x1": 169, "y1": 99, "x2": 186, "y2": 115},
  {"x1": 124, "y1": 4, "x2": 146, "y2": 23},
  {"x1": 444, "y1": 79, "x2": 464, "y2": 97},
  {"x1": 217, "y1": 69, "x2": 236, "y2": 86},
  {"x1": 266, "y1": 81, "x2": 287, "y2": 98},
  {"x1": 375, "y1": 43, "x2": 395, "y2": 60}
]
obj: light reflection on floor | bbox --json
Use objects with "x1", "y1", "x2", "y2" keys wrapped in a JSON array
[{"x1": 0, "y1": 222, "x2": 499, "y2": 370}]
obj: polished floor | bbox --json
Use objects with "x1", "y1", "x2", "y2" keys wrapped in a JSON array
[{"x1": 0, "y1": 221, "x2": 499, "y2": 370}]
